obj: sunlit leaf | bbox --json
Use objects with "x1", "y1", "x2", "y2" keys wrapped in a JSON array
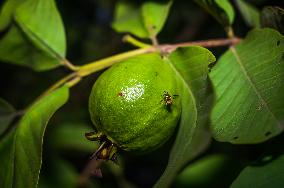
[
  {"x1": 231, "y1": 155, "x2": 284, "y2": 188},
  {"x1": 15, "y1": 0, "x2": 66, "y2": 60},
  {"x1": 194, "y1": 0, "x2": 235, "y2": 27},
  {"x1": 0, "y1": 25, "x2": 61, "y2": 71},
  {"x1": 0, "y1": 86, "x2": 69, "y2": 188},
  {"x1": 155, "y1": 47, "x2": 216, "y2": 188},
  {"x1": 235, "y1": 0, "x2": 260, "y2": 28},
  {"x1": 141, "y1": 1, "x2": 172, "y2": 37},
  {"x1": 0, "y1": 98, "x2": 15, "y2": 135},
  {"x1": 210, "y1": 28, "x2": 284, "y2": 144},
  {"x1": 0, "y1": 0, "x2": 22, "y2": 31},
  {"x1": 112, "y1": 1, "x2": 172, "y2": 39},
  {"x1": 111, "y1": 2, "x2": 148, "y2": 38},
  {"x1": 261, "y1": 6, "x2": 284, "y2": 35}
]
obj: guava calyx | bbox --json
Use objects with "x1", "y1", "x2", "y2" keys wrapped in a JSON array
[{"x1": 85, "y1": 131, "x2": 118, "y2": 162}]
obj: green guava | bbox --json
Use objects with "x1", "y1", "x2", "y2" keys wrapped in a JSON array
[{"x1": 87, "y1": 53, "x2": 181, "y2": 161}]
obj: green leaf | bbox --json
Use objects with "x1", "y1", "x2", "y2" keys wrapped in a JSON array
[
  {"x1": 50, "y1": 123, "x2": 98, "y2": 152},
  {"x1": 14, "y1": 0, "x2": 66, "y2": 60},
  {"x1": 111, "y1": 2, "x2": 148, "y2": 38},
  {"x1": 210, "y1": 28, "x2": 284, "y2": 144},
  {"x1": 112, "y1": 1, "x2": 172, "y2": 39},
  {"x1": 0, "y1": 0, "x2": 23, "y2": 31},
  {"x1": 0, "y1": 98, "x2": 15, "y2": 135},
  {"x1": 0, "y1": 25, "x2": 61, "y2": 71},
  {"x1": 235, "y1": 0, "x2": 260, "y2": 28},
  {"x1": 174, "y1": 154, "x2": 239, "y2": 188},
  {"x1": 194, "y1": 0, "x2": 235, "y2": 27},
  {"x1": 0, "y1": 86, "x2": 69, "y2": 188},
  {"x1": 141, "y1": 1, "x2": 172, "y2": 37},
  {"x1": 231, "y1": 155, "x2": 284, "y2": 188},
  {"x1": 261, "y1": 6, "x2": 284, "y2": 35},
  {"x1": 155, "y1": 47, "x2": 216, "y2": 187}
]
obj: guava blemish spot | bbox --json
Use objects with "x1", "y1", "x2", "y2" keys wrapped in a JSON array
[
  {"x1": 265, "y1": 131, "x2": 271, "y2": 137},
  {"x1": 155, "y1": 72, "x2": 158, "y2": 76},
  {"x1": 118, "y1": 92, "x2": 124, "y2": 97},
  {"x1": 276, "y1": 40, "x2": 280, "y2": 46},
  {"x1": 233, "y1": 136, "x2": 238, "y2": 140}
]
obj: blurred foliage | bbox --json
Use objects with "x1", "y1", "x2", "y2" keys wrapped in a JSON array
[{"x1": 0, "y1": 0, "x2": 284, "y2": 188}]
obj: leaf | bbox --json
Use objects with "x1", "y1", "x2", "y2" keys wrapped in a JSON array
[
  {"x1": 235, "y1": 0, "x2": 260, "y2": 28},
  {"x1": 174, "y1": 154, "x2": 238, "y2": 188},
  {"x1": 0, "y1": 98, "x2": 15, "y2": 135},
  {"x1": 0, "y1": 25, "x2": 61, "y2": 71},
  {"x1": 0, "y1": 0, "x2": 23, "y2": 31},
  {"x1": 111, "y1": 2, "x2": 148, "y2": 38},
  {"x1": 210, "y1": 28, "x2": 284, "y2": 144},
  {"x1": 112, "y1": 1, "x2": 172, "y2": 39},
  {"x1": 14, "y1": 0, "x2": 66, "y2": 60},
  {"x1": 141, "y1": 1, "x2": 172, "y2": 37},
  {"x1": 0, "y1": 86, "x2": 69, "y2": 188},
  {"x1": 154, "y1": 47, "x2": 216, "y2": 188},
  {"x1": 261, "y1": 6, "x2": 284, "y2": 35},
  {"x1": 231, "y1": 155, "x2": 284, "y2": 188},
  {"x1": 194, "y1": 0, "x2": 235, "y2": 27},
  {"x1": 50, "y1": 123, "x2": 98, "y2": 152}
]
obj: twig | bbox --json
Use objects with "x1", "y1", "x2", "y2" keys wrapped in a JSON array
[
  {"x1": 35, "y1": 37, "x2": 242, "y2": 100},
  {"x1": 159, "y1": 37, "x2": 241, "y2": 53},
  {"x1": 61, "y1": 59, "x2": 80, "y2": 71},
  {"x1": 123, "y1": 35, "x2": 151, "y2": 48}
]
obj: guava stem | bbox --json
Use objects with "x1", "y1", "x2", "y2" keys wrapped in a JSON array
[
  {"x1": 123, "y1": 35, "x2": 151, "y2": 48},
  {"x1": 61, "y1": 58, "x2": 80, "y2": 71},
  {"x1": 77, "y1": 47, "x2": 156, "y2": 77}
]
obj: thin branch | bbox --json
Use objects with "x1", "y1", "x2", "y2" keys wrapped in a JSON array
[
  {"x1": 77, "y1": 47, "x2": 156, "y2": 77},
  {"x1": 159, "y1": 37, "x2": 241, "y2": 53},
  {"x1": 36, "y1": 37, "x2": 242, "y2": 100},
  {"x1": 151, "y1": 35, "x2": 159, "y2": 46},
  {"x1": 123, "y1": 35, "x2": 151, "y2": 48},
  {"x1": 61, "y1": 59, "x2": 80, "y2": 71}
]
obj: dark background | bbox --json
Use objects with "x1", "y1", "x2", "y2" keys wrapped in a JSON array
[{"x1": 0, "y1": 0, "x2": 283, "y2": 188}]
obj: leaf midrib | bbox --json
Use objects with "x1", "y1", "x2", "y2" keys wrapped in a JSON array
[
  {"x1": 230, "y1": 46, "x2": 282, "y2": 129},
  {"x1": 166, "y1": 57, "x2": 197, "y2": 147},
  {"x1": 160, "y1": 58, "x2": 198, "y2": 179},
  {"x1": 14, "y1": 14, "x2": 64, "y2": 62}
]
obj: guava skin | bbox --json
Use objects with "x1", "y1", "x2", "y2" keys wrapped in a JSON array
[{"x1": 89, "y1": 53, "x2": 181, "y2": 154}]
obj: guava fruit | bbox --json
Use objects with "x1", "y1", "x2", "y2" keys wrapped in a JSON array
[{"x1": 87, "y1": 53, "x2": 181, "y2": 161}]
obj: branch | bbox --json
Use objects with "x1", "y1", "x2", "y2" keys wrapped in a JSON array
[
  {"x1": 61, "y1": 59, "x2": 80, "y2": 71},
  {"x1": 38, "y1": 37, "x2": 241, "y2": 99},
  {"x1": 122, "y1": 35, "x2": 151, "y2": 48},
  {"x1": 159, "y1": 37, "x2": 241, "y2": 53}
]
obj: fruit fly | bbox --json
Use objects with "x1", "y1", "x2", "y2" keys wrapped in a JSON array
[{"x1": 162, "y1": 91, "x2": 178, "y2": 107}]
